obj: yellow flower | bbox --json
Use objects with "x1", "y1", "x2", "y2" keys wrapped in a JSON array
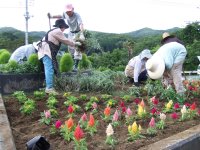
[
  {"x1": 128, "y1": 125, "x2": 132, "y2": 132},
  {"x1": 131, "y1": 121, "x2": 138, "y2": 134},
  {"x1": 166, "y1": 100, "x2": 173, "y2": 109},
  {"x1": 138, "y1": 105, "x2": 144, "y2": 117}
]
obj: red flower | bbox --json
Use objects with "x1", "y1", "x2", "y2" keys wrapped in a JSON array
[
  {"x1": 88, "y1": 114, "x2": 95, "y2": 127},
  {"x1": 171, "y1": 112, "x2": 179, "y2": 120},
  {"x1": 119, "y1": 101, "x2": 125, "y2": 108},
  {"x1": 74, "y1": 125, "x2": 84, "y2": 141},
  {"x1": 68, "y1": 105, "x2": 74, "y2": 114},
  {"x1": 190, "y1": 102, "x2": 196, "y2": 110},
  {"x1": 151, "y1": 107, "x2": 157, "y2": 115},
  {"x1": 151, "y1": 96, "x2": 159, "y2": 105},
  {"x1": 55, "y1": 120, "x2": 62, "y2": 129},
  {"x1": 122, "y1": 107, "x2": 127, "y2": 113},
  {"x1": 184, "y1": 103, "x2": 191, "y2": 108},
  {"x1": 174, "y1": 103, "x2": 180, "y2": 110},
  {"x1": 134, "y1": 98, "x2": 140, "y2": 105}
]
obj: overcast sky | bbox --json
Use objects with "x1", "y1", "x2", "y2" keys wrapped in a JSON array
[{"x1": 0, "y1": 0, "x2": 200, "y2": 33}]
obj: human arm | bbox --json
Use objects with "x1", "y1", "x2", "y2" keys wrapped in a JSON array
[{"x1": 133, "y1": 59, "x2": 142, "y2": 85}]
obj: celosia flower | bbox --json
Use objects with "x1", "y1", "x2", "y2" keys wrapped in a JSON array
[
  {"x1": 81, "y1": 113, "x2": 87, "y2": 121},
  {"x1": 68, "y1": 105, "x2": 74, "y2": 114},
  {"x1": 92, "y1": 102, "x2": 97, "y2": 109},
  {"x1": 140, "y1": 99, "x2": 145, "y2": 108},
  {"x1": 151, "y1": 107, "x2": 157, "y2": 115},
  {"x1": 55, "y1": 120, "x2": 62, "y2": 129},
  {"x1": 122, "y1": 107, "x2": 126, "y2": 113},
  {"x1": 149, "y1": 117, "x2": 155, "y2": 127},
  {"x1": 74, "y1": 125, "x2": 84, "y2": 141},
  {"x1": 112, "y1": 110, "x2": 119, "y2": 121},
  {"x1": 160, "y1": 113, "x2": 166, "y2": 121},
  {"x1": 119, "y1": 101, "x2": 125, "y2": 107},
  {"x1": 138, "y1": 125, "x2": 142, "y2": 131},
  {"x1": 181, "y1": 105, "x2": 187, "y2": 114},
  {"x1": 190, "y1": 102, "x2": 196, "y2": 110},
  {"x1": 174, "y1": 103, "x2": 180, "y2": 110},
  {"x1": 106, "y1": 123, "x2": 114, "y2": 136},
  {"x1": 44, "y1": 110, "x2": 51, "y2": 118},
  {"x1": 88, "y1": 114, "x2": 95, "y2": 127},
  {"x1": 126, "y1": 107, "x2": 132, "y2": 117},
  {"x1": 131, "y1": 121, "x2": 138, "y2": 134},
  {"x1": 166, "y1": 100, "x2": 173, "y2": 109},
  {"x1": 151, "y1": 96, "x2": 159, "y2": 105},
  {"x1": 184, "y1": 102, "x2": 191, "y2": 108},
  {"x1": 104, "y1": 106, "x2": 111, "y2": 116},
  {"x1": 65, "y1": 118, "x2": 74, "y2": 129},
  {"x1": 171, "y1": 112, "x2": 179, "y2": 120},
  {"x1": 134, "y1": 98, "x2": 140, "y2": 104}
]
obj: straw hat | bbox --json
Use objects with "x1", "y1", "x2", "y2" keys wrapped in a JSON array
[
  {"x1": 162, "y1": 32, "x2": 170, "y2": 39},
  {"x1": 146, "y1": 55, "x2": 165, "y2": 79}
]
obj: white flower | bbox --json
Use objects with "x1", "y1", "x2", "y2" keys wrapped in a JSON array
[
  {"x1": 160, "y1": 113, "x2": 166, "y2": 121},
  {"x1": 106, "y1": 123, "x2": 114, "y2": 136},
  {"x1": 181, "y1": 105, "x2": 187, "y2": 114}
]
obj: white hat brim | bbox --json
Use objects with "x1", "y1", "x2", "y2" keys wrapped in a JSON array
[{"x1": 146, "y1": 56, "x2": 165, "y2": 79}]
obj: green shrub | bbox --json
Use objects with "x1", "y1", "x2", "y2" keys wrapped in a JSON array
[
  {"x1": 59, "y1": 53, "x2": 73, "y2": 73},
  {"x1": 5, "y1": 60, "x2": 18, "y2": 72},
  {"x1": 79, "y1": 53, "x2": 91, "y2": 70},
  {"x1": 0, "y1": 50, "x2": 11, "y2": 64}
]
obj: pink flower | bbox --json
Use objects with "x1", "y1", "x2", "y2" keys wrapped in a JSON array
[
  {"x1": 134, "y1": 98, "x2": 140, "y2": 105},
  {"x1": 171, "y1": 112, "x2": 179, "y2": 120},
  {"x1": 149, "y1": 117, "x2": 155, "y2": 127},
  {"x1": 92, "y1": 102, "x2": 97, "y2": 109},
  {"x1": 55, "y1": 120, "x2": 62, "y2": 129},
  {"x1": 126, "y1": 107, "x2": 132, "y2": 117},
  {"x1": 44, "y1": 110, "x2": 51, "y2": 118},
  {"x1": 174, "y1": 103, "x2": 180, "y2": 110},
  {"x1": 151, "y1": 107, "x2": 157, "y2": 115},
  {"x1": 81, "y1": 113, "x2": 87, "y2": 121},
  {"x1": 74, "y1": 125, "x2": 84, "y2": 141},
  {"x1": 112, "y1": 110, "x2": 119, "y2": 121}
]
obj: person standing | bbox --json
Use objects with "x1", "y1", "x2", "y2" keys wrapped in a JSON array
[
  {"x1": 146, "y1": 42, "x2": 187, "y2": 95},
  {"x1": 48, "y1": 3, "x2": 85, "y2": 72},
  {"x1": 124, "y1": 49, "x2": 152, "y2": 87},
  {"x1": 37, "y1": 19, "x2": 81, "y2": 94},
  {"x1": 9, "y1": 41, "x2": 40, "y2": 64}
]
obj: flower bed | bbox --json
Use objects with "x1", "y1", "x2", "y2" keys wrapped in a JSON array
[{"x1": 2, "y1": 79, "x2": 200, "y2": 150}]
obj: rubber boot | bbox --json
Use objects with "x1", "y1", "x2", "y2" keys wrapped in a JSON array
[{"x1": 72, "y1": 59, "x2": 79, "y2": 72}]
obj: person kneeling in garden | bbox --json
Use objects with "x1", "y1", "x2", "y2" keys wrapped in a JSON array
[
  {"x1": 124, "y1": 49, "x2": 152, "y2": 87},
  {"x1": 37, "y1": 19, "x2": 81, "y2": 95},
  {"x1": 146, "y1": 42, "x2": 187, "y2": 96}
]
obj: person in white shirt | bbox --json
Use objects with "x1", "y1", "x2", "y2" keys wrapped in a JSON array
[{"x1": 124, "y1": 49, "x2": 152, "y2": 86}]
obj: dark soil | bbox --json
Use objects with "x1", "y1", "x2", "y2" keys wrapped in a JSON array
[{"x1": 3, "y1": 84, "x2": 200, "y2": 150}]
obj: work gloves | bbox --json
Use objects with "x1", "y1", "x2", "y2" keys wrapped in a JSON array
[
  {"x1": 75, "y1": 42, "x2": 82, "y2": 46},
  {"x1": 79, "y1": 32, "x2": 85, "y2": 41},
  {"x1": 133, "y1": 82, "x2": 140, "y2": 87}
]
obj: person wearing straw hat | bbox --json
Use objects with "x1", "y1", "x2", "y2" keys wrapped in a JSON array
[
  {"x1": 47, "y1": 3, "x2": 85, "y2": 72},
  {"x1": 161, "y1": 32, "x2": 184, "y2": 46},
  {"x1": 9, "y1": 41, "x2": 40, "y2": 64},
  {"x1": 37, "y1": 19, "x2": 81, "y2": 95},
  {"x1": 146, "y1": 42, "x2": 187, "y2": 95},
  {"x1": 124, "y1": 49, "x2": 152, "y2": 87}
]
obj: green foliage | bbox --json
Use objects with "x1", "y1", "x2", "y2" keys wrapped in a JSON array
[
  {"x1": 79, "y1": 53, "x2": 91, "y2": 70},
  {"x1": 0, "y1": 50, "x2": 10, "y2": 64},
  {"x1": 28, "y1": 53, "x2": 41, "y2": 67},
  {"x1": 59, "y1": 53, "x2": 73, "y2": 73},
  {"x1": 20, "y1": 98, "x2": 36, "y2": 115}
]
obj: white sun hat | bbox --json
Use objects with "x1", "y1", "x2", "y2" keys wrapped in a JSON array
[
  {"x1": 146, "y1": 55, "x2": 165, "y2": 79},
  {"x1": 32, "y1": 41, "x2": 40, "y2": 51}
]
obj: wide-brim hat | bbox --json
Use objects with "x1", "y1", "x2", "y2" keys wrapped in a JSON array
[
  {"x1": 146, "y1": 55, "x2": 165, "y2": 79},
  {"x1": 53, "y1": 19, "x2": 69, "y2": 29},
  {"x1": 162, "y1": 32, "x2": 170, "y2": 39},
  {"x1": 65, "y1": 4, "x2": 74, "y2": 12}
]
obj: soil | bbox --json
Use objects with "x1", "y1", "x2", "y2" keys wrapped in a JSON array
[{"x1": 2, "y1": 83, "x2": 200, "y2": 150}]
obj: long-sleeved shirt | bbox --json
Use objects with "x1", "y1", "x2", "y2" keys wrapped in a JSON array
[{"x1": 154, "y1": 42, "x2": 187, "y2": 69}]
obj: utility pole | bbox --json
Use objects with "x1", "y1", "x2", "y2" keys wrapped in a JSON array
[{"x1": 24, "y1": 0, "x2": 30, "y2": 45}]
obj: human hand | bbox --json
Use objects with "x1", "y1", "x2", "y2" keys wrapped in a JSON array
[
  {"x1": 75, "y1": 42, "x2": 82, "y2": 46},
  {"x1": 79, "y1": 32, "x2": 85, "y2": 41},
  {"x1": 134, "y1": 82, "x2": 140, "y2": 87},
  {"x1": 47, "y1": 13, "x2": 51, "y2": 18}
]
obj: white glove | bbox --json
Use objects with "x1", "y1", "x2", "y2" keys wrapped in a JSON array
[
  {"x1": 79, "y1": 32, "x2": 85, "y2": 41},
  {"x1": 75, "y1": 41, "x2": 82, "y2": 46}
]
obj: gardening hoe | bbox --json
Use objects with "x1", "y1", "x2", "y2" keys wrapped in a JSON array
[{"x1": 47, "y1": 13, "x2": 51, "y2": 30}]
